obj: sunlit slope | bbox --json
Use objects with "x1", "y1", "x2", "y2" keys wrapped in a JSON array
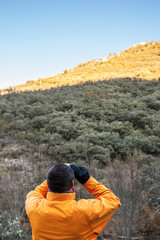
[{"x1": 1, "y1": 41, "x2": 160, "y2": 94}]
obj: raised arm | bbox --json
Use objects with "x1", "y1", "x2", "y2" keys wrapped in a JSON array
[
  {"x1": 83, "y1": 176, "x2": 121, "y2": 216},
  {"x1": 25, "y1": 180, "x2": 48, "y2": 216},
  {"x1": 70, "y1": 164, "x2": 121, "y2": 234},
  {"x1": 84, "y1": 176, "x2": 120, "y2": 207}
]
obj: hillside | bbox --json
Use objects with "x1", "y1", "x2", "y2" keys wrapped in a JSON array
[
  {"x1": 0, "y1": 40, "x2": 160, "y2": 239},
  {"x1": 0, "y1": 79, "x2": 160, "y2": 239},
  {"x1": 1, "y1": 41, "x2": 160, "y2": 95}
]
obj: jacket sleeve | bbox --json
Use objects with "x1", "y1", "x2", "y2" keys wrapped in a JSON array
[
  {"x1": 78, "y1": 177, "x2": 121, "y2": 233},
  {"x1": 25, "y1": 180, "x2": 48, "y2": 216}
]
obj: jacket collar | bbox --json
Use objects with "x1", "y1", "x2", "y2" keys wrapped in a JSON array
[{"x1": 46, "y1": 192, "x2": 76, "y2": 201}]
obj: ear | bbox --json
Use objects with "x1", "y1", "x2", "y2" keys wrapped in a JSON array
[{"x1": 71, "y1": 180, "x2": 74, "y2": 188}]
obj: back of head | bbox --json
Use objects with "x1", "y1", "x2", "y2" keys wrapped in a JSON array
[{"x1": 47, "y1": 164, "x2": 74, "y2": 193}]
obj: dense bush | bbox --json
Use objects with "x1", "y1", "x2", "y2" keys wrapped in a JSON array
[{"x1": 1, "y1": 79, "x2": 160, "y2": 162}]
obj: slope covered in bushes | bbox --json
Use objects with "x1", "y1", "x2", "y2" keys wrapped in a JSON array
[
  {"x1": 0, "y1": 78, "x2": 160, "y2": 162},
  {"x1": 0, "y1": 78, "x2": 160, "y2": 239}
]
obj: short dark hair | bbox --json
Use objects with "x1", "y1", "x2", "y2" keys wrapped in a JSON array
[{"x1": 47, "y1": 164, "x2": 74, "y2": 193}]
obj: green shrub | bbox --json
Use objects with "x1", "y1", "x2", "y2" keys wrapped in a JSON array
[{"x1": 0, "y1": 213, "x2": 29, "y2": 240}]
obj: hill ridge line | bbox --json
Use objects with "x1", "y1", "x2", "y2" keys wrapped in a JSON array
[{"x1": 1, "y1": 40, "x2": 160, "y2": 95}]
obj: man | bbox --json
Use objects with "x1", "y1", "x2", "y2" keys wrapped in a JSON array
[{"x1": 26, "y1": 164, "x2": 121, "y2": 240}]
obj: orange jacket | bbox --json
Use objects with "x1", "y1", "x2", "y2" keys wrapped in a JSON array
[{"x1": 26, "y1": 177, "x2": 121, "y2": 240}]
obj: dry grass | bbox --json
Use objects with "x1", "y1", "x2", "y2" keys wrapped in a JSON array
[{"x1": 1, "y1": 41, "x2": 160, "y2": 95}]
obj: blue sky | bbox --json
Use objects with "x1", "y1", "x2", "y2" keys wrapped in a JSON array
[{"x1": 0, "y1": 0, "x2": 160, "y2": 89}]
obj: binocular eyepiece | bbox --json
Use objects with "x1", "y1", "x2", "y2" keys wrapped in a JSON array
[{"x1": 64, "y1": 163, "x2": 71, "y2": 167}]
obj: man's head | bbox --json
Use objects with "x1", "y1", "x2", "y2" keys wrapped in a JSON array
[{"x1": 47, "y1": 164, "x2": 74, "y2": 193}]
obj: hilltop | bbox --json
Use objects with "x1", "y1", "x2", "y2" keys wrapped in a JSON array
[{"x1": 1, "y1": 41, "x2": 160, "y2": 94}]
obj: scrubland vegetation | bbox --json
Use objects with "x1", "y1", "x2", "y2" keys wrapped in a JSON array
[{"x1": 0, "y1": 78, "x2": 160, "y2": 239}]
